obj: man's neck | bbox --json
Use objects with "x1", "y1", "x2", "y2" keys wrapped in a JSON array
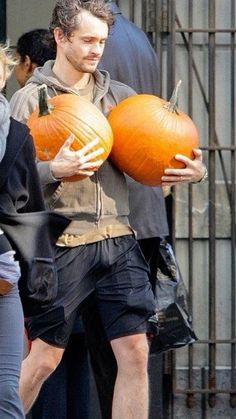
[{"x1": 52, "y1": 60, "x2": 92, "y2": 90}]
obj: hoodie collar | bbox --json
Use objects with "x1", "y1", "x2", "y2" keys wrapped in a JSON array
[{"x1": 27, "y1": 60, "x2": 111, "y2": 102}]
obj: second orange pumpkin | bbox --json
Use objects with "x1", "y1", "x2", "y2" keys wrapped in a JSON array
[{"x1": 108, "y1": 82, "x2": 200, "y2": 186}]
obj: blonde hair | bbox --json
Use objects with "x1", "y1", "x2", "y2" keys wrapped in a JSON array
[{"x1": 0, "y1": 42, "x2": 18, "y2": 83}]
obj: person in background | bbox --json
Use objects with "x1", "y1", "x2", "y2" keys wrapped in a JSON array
[
  {"x1": 0, "y1": 43, "x2": 25, "y2": 419},
  {"x1": 14, "y1": 29, "x2": 56, "y2": 87},
  {"x1": 0, "y1": 43, "x2": 65, "y2": 419},
  {"x1": 10, "y1": 1, "x2": 206, "y2": 418}
]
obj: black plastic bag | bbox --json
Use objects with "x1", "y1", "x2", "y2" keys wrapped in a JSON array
[{"x1": 149, "y1": 238, "x2": 197, "y2": 354}]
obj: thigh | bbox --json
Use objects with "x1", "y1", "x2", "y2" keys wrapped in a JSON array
[
  {"x1": 95, "y1": 236, "x2": 157, "y2": 341},
  {"x1": 26, "y1": 245, "x2": 96, "y2": 348}
]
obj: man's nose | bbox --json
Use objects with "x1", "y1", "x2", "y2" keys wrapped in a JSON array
[{"x1": 91, "y1": 43, "x2": 103, "y2": 54}]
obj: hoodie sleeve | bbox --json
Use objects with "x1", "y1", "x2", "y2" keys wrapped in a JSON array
[{"x1": 10, "y1": 85, "x2": 39, "y2": 124}]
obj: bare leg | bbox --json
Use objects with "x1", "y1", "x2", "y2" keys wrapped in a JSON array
[
  {"x1": 19, "y1": 338, "x2": 64, "y2": 413},
  {"x1": 111, "y1": 333, "x2": 149, "y2": 419}
]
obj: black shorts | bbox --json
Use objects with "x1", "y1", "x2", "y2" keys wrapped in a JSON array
[{"x1": 26, "y1": 235, "x2": 156, "y2": 347}]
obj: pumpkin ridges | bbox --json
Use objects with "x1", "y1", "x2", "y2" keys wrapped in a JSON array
[
  {"x1": 30, "y1": 96, "x2": 113, "y2": 158},
  {"x1": 27, "y1": 88, "x2": 113, "y2": 182},
  {"x1": 108, "y1": 89, "x2": 199, "y2": 186}
]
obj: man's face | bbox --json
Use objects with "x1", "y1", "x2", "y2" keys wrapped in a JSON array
[{"x1": 56, "y1": 9, "x2": 108, "y2": 74}]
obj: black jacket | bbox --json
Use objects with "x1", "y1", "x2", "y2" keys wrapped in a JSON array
[
  {"x1": 0, "y1": 118, "x2": 69, "y2": 315},
  {"x1": 0, "y1": 118, "x2": 45, "y2": 213}
]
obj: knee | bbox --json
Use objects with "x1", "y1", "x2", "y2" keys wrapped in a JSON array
[
  {"x1": 35, "y1": 353, "x2": 60, "y2": 380},
  {"x1": 113, "y1": 335, "x2": 149, "y2": 372},
  {"x1": 127, "y1": 340, "x2": 149, "y2": 370},
  {"x1": 24, "y1": 345, "x2": 63, "y2": 383}
]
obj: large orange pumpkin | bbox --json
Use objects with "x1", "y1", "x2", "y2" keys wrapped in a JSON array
[
  {"x1": 27, "y1": 84, "x2": 113, "y2": 181},
  {"x1": 108, "y1": 81, "x2": 200, "y2": 186}
]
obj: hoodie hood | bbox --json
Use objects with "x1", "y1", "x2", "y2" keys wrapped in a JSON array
[{"x1": 27, "y1": 60, "x2": 111, "y2": 105}]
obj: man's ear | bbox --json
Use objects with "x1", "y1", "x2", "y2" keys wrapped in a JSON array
[{"x1": 54, "y1": 27, "x2": 66, "y2": 46}]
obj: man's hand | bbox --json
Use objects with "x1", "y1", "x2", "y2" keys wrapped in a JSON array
[
  {"x1": 161, "y1": 149, "x2": 207, "y2": 186},
  {"x1": 50, "y1": 135, "x2": 104, "y2": 179}
]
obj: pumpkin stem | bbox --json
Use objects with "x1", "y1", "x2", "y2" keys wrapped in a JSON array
[
  {"x1": 37, "y1": 84, "x2": 54, "y2": 116},
  {"x1": 165, "y1": 80, "x2": 182, "y2": 114}
]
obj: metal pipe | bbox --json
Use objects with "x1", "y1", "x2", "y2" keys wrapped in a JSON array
[
  {"x1": 141, "y1": 0, "x2": 147, "y2": 32},
  {"x1": 208, "y1": 0, "x2": 217, "y2": 408},
  {"x1": 230, "y1": 0, "x2": 236, "y2": 409},
  {"x1": 129, "y1": 0, "x2": 135, "y2": 22},
  {"x1": 186, "y1": 0, "x2": 195, "y2": 409},
  {"x1": 174, "y1": 14, "x2": 232, "y2": 202}
]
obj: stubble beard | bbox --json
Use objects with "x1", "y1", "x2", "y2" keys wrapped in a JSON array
[{"x1": 65, "y1": 53, "x2": 98, "y2": 74}]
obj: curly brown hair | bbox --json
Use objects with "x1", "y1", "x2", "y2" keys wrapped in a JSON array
[{"x1": 49, "y1": 0, "x2": 114, "y2": 48}]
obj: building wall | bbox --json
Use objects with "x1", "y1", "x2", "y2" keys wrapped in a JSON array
[{"x1": 6, "y1": 0, "x2": 54, "y2": 96}]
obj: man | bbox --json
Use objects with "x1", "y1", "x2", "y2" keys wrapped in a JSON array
[{"x1": 10, "y1": 1, "x2": 206, "y2": 418}]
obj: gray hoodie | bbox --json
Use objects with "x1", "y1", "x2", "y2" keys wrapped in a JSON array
[{"x1": 10, "y1": 60, "x2": 136, "y2": 238}]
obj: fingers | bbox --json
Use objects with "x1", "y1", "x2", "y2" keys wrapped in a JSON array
[
  {"x1": 75, "y1": 138, "x2": 100, "y2": 157},
  {"x1": 54, "y1": 134, "x2": 75, "y2": 159},
  {"x1": 79, "y1": 147, "x2": 104, "y2": 164},
  {"x1": 192, "y1": 148, "x2": 203, "y2": 160},
  {"x1": 52, "y1": 136, "x2": 105, "y2": 179},
  {"x1": 75, "y1": 161, "x2": 103, "y2": 177},
  {"x1": 61, "y1": 136, "x2": 103, "y2": 157},
  {"x1": 79, "y1": 160, "x2": 103, "y2": 170},
  {"x1": 162, "y1": 154, "x2": 206, "y2": 184},
  {"x1": 173, "y1": 153, "x2": 191, "y2": 166},
  {"x1": 76, "y1": 169, "x2": 98, "y2": 177},
  {"x1": 161, "y1": 175, "x2": 191, "y2": 184},
  {"x1": 63, "y1": 134, "x2": 75, "y2": 148},
  {"x1": 173, "y1": 149, "x2": 203, "y2": 166}
]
